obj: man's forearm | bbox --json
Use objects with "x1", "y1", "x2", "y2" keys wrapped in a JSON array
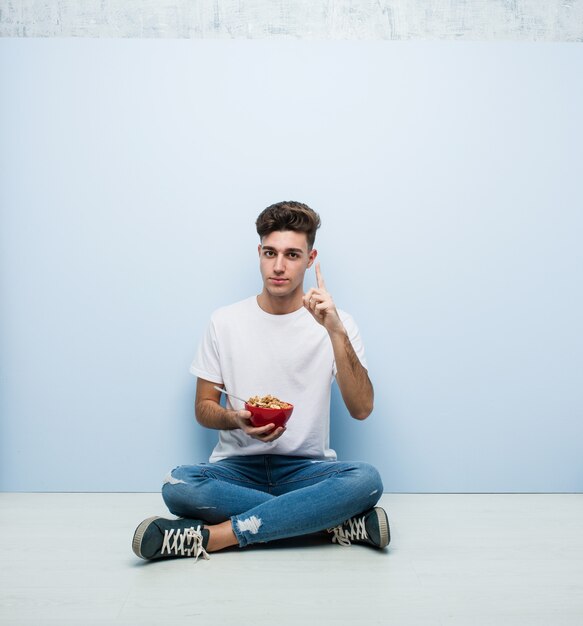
[
  {"x1": 330, "y1": 328, "x2": 374, "y2": 420},
  {"x1": 195, "y1": 399, "x2": 239, "y2": 430}
]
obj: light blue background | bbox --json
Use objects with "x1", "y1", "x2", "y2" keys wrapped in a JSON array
[{"x1": 1, "y1": 39, "x2": 582, "y2": 492}]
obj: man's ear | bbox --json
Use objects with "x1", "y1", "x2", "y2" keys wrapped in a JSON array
[
  {"x1": 258, "y1": 243, "x2": 262, "y2": 257},
  {"x1": 307, "y1": 248, "x2": 318, "y2": 268}
]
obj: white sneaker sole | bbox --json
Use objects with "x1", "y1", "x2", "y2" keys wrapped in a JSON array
[
  {"x1": 132, "y1": 516, "x2": 162, "y2": 559},
  {"x1": 374, "y1": 507, "x2": 391, "y2": 548}
]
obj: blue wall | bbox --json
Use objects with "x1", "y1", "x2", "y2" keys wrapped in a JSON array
[{"x1": 1, "y1": 40, "x2": 582, "y2": 492}]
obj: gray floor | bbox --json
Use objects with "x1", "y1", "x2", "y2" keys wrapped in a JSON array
[{"x1": 1, "y1": 493, "x2": 582, "y2": 625}]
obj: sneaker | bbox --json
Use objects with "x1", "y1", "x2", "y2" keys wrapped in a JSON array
[
  {"x1": 132, "y1": 516, "x2": 210, "y2": 562},
  {"x1": 328, "y1": 507, "x2": 390, "y2": 549}
]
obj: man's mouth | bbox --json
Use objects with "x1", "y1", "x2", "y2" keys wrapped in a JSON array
[{"x1": 269, "y1": 278, "x2": 288, "y2": 285}]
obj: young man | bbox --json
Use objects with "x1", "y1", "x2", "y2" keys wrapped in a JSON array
[{"x1": 132, "y1": 201, "x2": 389, "y2": 562}]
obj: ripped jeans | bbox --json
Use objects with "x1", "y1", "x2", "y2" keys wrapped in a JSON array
[{"x1": 161, "y1": 455, "x2": 383, "y2": 548}]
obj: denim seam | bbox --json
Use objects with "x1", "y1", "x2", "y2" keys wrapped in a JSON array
[
  {"x1": 264, "y1": 456, "x2": 274, "y2": 492},
  {"x1": 200, "y1": 468, "x2": 260, "y2": 487},
  {"x1": 270, "y1": 469, "x2": 341, "y2": 487}
]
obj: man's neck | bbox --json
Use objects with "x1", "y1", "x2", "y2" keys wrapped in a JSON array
[{"x1": 256, "y1": 290, "x2": 304, "y2": 315}]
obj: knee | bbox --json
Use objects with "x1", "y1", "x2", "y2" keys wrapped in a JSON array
[
  {"x1": 352, "y1": 462, "x2": 384, "y2": 498},
  {"x1": 161, "y1": 465, "x2": 205, "y2": 515},
  {"x1": 162, "y1": 465, "x2": 202, "y2": 486}
]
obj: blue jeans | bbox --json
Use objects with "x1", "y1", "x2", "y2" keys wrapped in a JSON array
[{"x1": 161, "y1": 455, "x2": 383, "y2": 547}]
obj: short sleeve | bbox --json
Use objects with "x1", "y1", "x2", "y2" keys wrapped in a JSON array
[{"x1": 189, "y1": 318, "x2": 223, "y2": 384}]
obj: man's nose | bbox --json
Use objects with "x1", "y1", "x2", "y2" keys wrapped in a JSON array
[{"x1": 274, "y1": 254, "x2": 285, "y2": 272}]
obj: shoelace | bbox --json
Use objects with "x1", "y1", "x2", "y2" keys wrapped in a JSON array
[
  {"x1": 328, "y1": 515, "x2": 368, "y2": 547},
  {"x1": 161, "y1": 526, "x2": 210, "y2": 562}
]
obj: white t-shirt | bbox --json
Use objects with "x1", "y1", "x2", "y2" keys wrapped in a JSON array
[{"x1": 189, "y1": 296, "x2": 367, "y2": 462}]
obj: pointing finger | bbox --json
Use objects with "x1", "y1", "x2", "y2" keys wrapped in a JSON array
[{"x1": 315, "y1": 262, "x2": 326, "y2": 290}]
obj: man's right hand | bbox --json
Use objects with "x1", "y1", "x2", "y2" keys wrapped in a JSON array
[
  {"x1": 232, "y1": 410, "x2": 286, "y2": 443},
  {"x1": 195, "y1": 379, "x2": 286, "y2": 442}
]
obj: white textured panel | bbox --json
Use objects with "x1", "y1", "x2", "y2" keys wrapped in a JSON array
[{"x1": 1, "y1": 0, "x2": 582, "y2": 40}]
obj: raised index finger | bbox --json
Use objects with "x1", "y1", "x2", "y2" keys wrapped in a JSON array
[{"x1": 315, "y1": 262, "x2": 326, "y2": 290}]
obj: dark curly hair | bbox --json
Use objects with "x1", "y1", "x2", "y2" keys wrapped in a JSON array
[{"x1": 256, "y1": 201, "x2": 321, "y2": 250}]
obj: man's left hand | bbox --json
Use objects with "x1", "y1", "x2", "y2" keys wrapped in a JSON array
[{"x1": 303, "y1": 263, "x2": 345, "y2": 334}]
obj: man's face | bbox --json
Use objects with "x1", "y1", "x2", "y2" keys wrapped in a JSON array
[{"x1": 258, "y1": 230, "x2": 317, "y2": 299}]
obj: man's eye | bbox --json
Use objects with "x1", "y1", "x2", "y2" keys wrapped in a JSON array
[
  {"x1": 288, "y1": 253, "x2": 298, "y2": 259},
  {"x1": 264, "y1": 250, "x2": 275, "y2": 257}
]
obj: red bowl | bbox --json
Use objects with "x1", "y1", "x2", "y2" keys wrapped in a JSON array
[{"x1": 245, "y1": 402, "x2": 294, "y2": 428}]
